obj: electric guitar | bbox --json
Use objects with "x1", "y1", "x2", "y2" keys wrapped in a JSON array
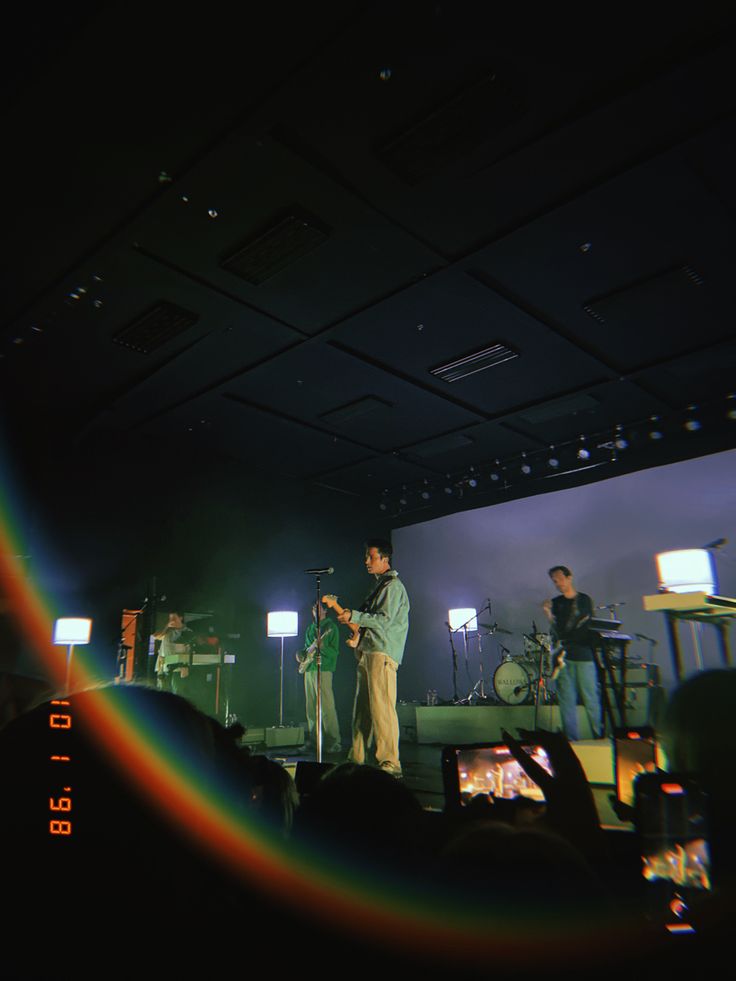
[
  {"x1": 321, "y1": 595, "x2": 362, "y2": 649},
  {"x1": 297, "y1": 629, "x2": 329, "y2": 674},
  {"x1": 550, "y1": 614, "x2": 590, "y2": 679}
]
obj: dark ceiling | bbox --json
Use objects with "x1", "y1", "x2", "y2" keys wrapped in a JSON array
[{"x1": 3, "y1": 3, "x2": 736, "y2": 523}]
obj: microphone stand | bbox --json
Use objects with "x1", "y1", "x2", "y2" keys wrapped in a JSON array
[
  {"x1": 306, "y1": 571, "x2": 324, "y2": 764},
  {"x1": 454, "y1": 601, "x2": 493, "y2": 705},
  {"x1": 446, "y1": 622, "x2": 459, "y2": 703}
]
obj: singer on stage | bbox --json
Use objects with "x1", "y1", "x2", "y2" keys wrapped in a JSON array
[
  {"x1": 542, "y1": 566, "x2": 603, "y2": 741},
  {"x1": 337, "y1": 539, "x2": 410, "y2": 777}
]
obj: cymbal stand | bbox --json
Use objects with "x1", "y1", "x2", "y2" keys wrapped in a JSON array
[
  {"x1": 456, "y1": 601, "x2": 493, "y2": 705},
  {"x1": 528, "y1": 631, "x2": 553, "y2": 728},
  {"x1": 446, "y1": 621, "x2": 460, "y2": 703}
]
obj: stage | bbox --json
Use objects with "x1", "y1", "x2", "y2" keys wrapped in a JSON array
[{"x1": 259, "y1": 699, "x2": 662, "y2": 830}]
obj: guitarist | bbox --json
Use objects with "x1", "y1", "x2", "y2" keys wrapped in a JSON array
[
  {"x1": 297, "y1": 601, "x2": 342, "y2": 755},
  {"x1": 336, "y1": 538, "x2": 410, "y2": 778},
  {"x1": 542, "y1": 565, "x2": 602, "y2": 741}
]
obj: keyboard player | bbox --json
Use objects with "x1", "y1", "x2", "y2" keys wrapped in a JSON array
[{"x1": 154, "y1": 609, "x2": 195, "y2": 696}]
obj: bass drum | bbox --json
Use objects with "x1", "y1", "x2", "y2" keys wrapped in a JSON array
[{"x1": 493, "y1": 659, "x2": 540, "y2": 705}]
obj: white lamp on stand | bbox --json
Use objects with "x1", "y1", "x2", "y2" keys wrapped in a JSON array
[
  {"x1": 448, "y1": 608, "x2": 482, "y2": 703},
  {"x1": 53, "y1": 617, "x2": 92, "y2": 694},
  {"x1": 267, "y1": 611, "x2": 298, "y2": 726}
]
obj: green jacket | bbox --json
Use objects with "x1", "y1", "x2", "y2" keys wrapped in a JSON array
[
  {"x1": 351, "y1": 570, "x2": 410, "y2": 664},
  {"x1": 303, "y1": 617, "x2": 340, "y2": 673}
]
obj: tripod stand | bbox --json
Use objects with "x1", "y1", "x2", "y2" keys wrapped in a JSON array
[{"x1": 449, "y1": 601, "x2": 493, "y2": 705}]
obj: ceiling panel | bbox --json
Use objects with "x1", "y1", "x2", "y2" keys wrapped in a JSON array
[
  {"x1": 139, "y1": 393, "x2": 369, "y2": 478},
  {"x1": 332, "y1": 269, "x2": 613, "y2": 414},
  {"x1": 401, "y1": 419, "x2": 541, "y2": 473},
  {"x1": 11, "y1": 247, "x2": 303, "y2": 429},
  {"x1": 220, "y1": 342, "x2": 483, "y2": 451},
  {"x1": 312, "y1": 456, "x2": 438, "y2": 497},
  {"x1": 503, "y1": 379, "x2": 668, "y2": 445},
  {"x1": 470, "y1": 157, "x2": 736, "y2": 371},
  {"x1": 124, "y1": 130, "x2": 443, "y2": 333}
]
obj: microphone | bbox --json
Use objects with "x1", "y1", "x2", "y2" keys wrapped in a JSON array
[
  {"x1": 304, "y1": 566, "x2": 334, "y2": 575},
  {"x1": 704, "y1": 537, "x2": 728, "y2": 550},
  {"x1": 635, "y1": 633, "x2": 658, "y2": 645},
  {"x1": 596, "y1": 602, "x2": 626, "y2": 610}
]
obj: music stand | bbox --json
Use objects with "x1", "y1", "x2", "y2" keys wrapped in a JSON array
[{"x1": 267, "y1": 611, "x2": 298, "y2": 727}]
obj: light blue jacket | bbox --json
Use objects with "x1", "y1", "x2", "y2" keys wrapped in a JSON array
[{"x1": 351, "y1": 570, "x2": 410, "y2": 664}]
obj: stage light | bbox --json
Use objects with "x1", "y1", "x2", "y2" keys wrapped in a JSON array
[
  {"x1": 468, "y1": 478, "x2": 478, "y2": 488},
  {"x1": 656, "y1": 550, "x2": 717, "y2": 595},
  {"x1": 684, "y1": 405, "x2": 701, "y2": 432},
  {"x1": 208, "y1": 209, "x2": 218, "y2": 218},
  {"x1": 53, "y1": 618, "x2": 92, "y2": 694},
  {"x1": 521, "y1": 462, "x2": 531, "y2": 475},
  {"x1": 53, "y1": 618, "x2": 92, "y2": 646},
  {"x1": 547, "y1": 447, "x2": 559, "y2": 468},
  {"x1": 267, "y1": 612, "x2": 298, "y2": 638},
  {"x1": 448, "y1": 608, "x2": 478, "y2": 632},
  {"x1": 421, "y1": 489, "x2": 431, "y2": 500},
  {"x1": 267, "y1": 611, "x2": 298, "y2": 728},
  {"x1": 577, "y1": 447, "x2": 590, "y2": 460},
  {"x1": 444, "y1": 485, "x2": 453, "y2": 495}
]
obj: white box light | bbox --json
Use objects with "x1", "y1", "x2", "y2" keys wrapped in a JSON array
[
  {"x1": 656, "y1": 549, "x2": 717, "y2": 594},
  {"x1": 448, "y1": 608, "x2": 478, "y2": 631},
  {"x1": 267, "y1": 611, "x2": 298, "y2": 638},
  {"x1": 53, "y1": 618, "x2": 92, "y2": 645}
]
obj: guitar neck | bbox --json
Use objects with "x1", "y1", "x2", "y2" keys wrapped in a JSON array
[{"x1": 322, "y1": 595, "x2": 348, "y2": 617}]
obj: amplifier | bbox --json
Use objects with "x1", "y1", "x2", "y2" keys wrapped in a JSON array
[
  {"x1": 604, "y1": 663, "x2": 659, "y2": 686},
  {"x1": 265, "y1": 725, "x2": 304, "y2": 748}
]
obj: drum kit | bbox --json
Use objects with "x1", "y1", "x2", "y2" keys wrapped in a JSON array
[
  {"x1": 446, "y1": 606, "x2": 556, "y2": 708},
  {"x1": 492, "y1": 630, "x2": 553, "y2": 706}
]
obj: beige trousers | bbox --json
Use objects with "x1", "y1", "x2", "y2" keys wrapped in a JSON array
[
  {"x1": 350, "y1": 651, "x2": 400, "y2": 770},
  {"x1": 304, "y1": 670, "x2": 341, "y2": 750}
]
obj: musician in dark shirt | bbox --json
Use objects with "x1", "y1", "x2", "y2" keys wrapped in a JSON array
[{"x1": 542, "y1": 566, "x2": 603, "y2": 740}]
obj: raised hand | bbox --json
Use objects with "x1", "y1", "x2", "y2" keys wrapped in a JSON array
[{"x1": 501, "y1": 727, "x2": 607, "y2": 863}]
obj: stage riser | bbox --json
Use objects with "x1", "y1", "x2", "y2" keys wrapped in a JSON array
[
  {"x1": 415, "y1": 704, "x2": 593, "y2": 743},
  {"x1": 414, "y1": 706, "x2": 615, "y2": 782}
]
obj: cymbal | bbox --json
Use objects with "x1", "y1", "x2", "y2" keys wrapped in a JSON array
[{"x1": 479, "y1": 623, "x2": 513, "y2": 635}]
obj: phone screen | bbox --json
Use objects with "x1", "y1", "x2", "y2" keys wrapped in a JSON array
[
  {"x1": 635, "y1": 775, "x2": 711, "y2": 890},
  {"x1": 443, "y1": 743, "x2": 553, "y2": 806},
  {"x1": 614, "y1": 727, "x2": 658, "y2": 807},
  {"x1": 634, "y1": 773, "x2": 711, "y2": 933}
]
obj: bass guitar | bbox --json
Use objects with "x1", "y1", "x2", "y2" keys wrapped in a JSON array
[{"x1": 321, "y1": 594, "x2": 362, "y2": 649}]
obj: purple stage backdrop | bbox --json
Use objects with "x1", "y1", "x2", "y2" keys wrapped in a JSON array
[{"x1": 393, "y1": 449, "x2": 736, "y2": 701}]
